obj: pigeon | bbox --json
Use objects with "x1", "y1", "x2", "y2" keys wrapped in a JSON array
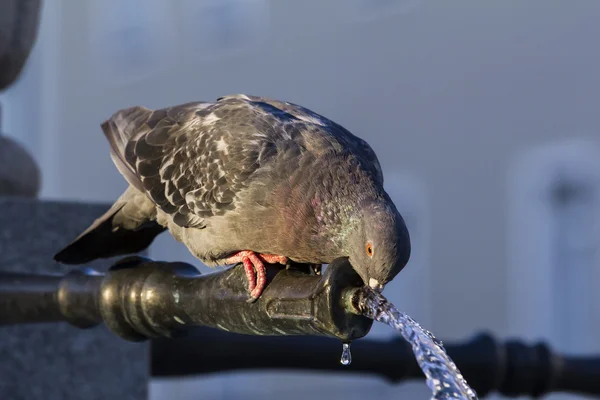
[{"x1": 54, "y1": 94, "x2": 411, "y2": 301}]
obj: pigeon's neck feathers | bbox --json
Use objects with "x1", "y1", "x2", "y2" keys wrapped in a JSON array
[{"x1": 307, "y1": 153, "x2": 387, "y2": 255}]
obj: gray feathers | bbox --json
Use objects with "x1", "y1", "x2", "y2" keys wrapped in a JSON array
[
  {"x1": 103, "y1": 94, "x2": 384, "y2": 231},
  {"x1": 55, "y1": 94, "x2": 409, "y2": 283},
  {"x1": 54, "y1": 186, "x2": 165, "y2": 264}
]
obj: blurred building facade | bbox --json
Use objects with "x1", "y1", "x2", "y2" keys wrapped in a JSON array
[{"x1": 1, "y1": 1, "x2": 599, "y2": 399}]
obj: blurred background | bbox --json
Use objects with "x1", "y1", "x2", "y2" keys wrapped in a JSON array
[{"x1": 1, "y1": 0, "x2": 599, "y2": 399}]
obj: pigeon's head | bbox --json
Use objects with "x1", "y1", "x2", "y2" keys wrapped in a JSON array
[{"x1": 346, "y1": 200, "x2": 411, "y2": 292}]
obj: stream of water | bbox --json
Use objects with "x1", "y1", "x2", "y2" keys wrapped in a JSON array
[{"x1": 354, "y1": 288, "x2": 479, "y2": 400}]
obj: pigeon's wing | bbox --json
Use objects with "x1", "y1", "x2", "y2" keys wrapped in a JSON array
[
  {"x1": 102, "y1": 94, "x2": 384, "y2": 230},
  {"x1": 229, "y1": 95, "x2": 385, "y2": 186},
  {"x1": 102, "y1": 99, "x2": 283, "y2": 229}
]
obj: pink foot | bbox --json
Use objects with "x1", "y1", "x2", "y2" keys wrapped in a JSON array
[{"x1": 223, "y1": 251, "x2": 288, "y2": 302}]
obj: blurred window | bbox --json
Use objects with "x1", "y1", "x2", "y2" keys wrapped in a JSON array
[{"x1": 507, "y1": 140, "x2": 600, "y2": 357}]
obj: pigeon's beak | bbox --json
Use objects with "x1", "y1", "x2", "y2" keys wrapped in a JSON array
[{"x1": 368, "y1": 278, "x2": 384, "y2": 293}]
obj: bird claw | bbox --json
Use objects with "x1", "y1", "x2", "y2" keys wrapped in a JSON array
[{"x1": 223, "y1": 251, "x2": 288, "y2": 301}]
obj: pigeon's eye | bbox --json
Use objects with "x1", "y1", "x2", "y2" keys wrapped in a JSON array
[{"x1": 366, "y1": 242, "x2": 374, "y2": 257}]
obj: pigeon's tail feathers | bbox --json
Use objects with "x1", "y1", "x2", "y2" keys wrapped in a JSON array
[
  {"x1": 53, "y1": 187, "x2": 166, "y2": 264},
  {"x1": 101, "y1": 107, "x2": 151, "y2": 192}
]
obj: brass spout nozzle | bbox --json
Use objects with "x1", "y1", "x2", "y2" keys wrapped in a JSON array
[{"x1": 341, "y1": 286, "x2": 365, "y2": 317}]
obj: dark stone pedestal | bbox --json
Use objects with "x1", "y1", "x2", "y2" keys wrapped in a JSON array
[
  {"x1": 0, "y1": 134, "x2": 41, "y2": 197},
  {"x1": 0, "y1": 0, "x2": 41, "y2": 91},
  {"x1": 0, "y1": 197, "x2": 149, "y2": 400}
]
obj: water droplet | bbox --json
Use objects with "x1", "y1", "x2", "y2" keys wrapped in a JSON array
[{"x1": 340, "y1": 342, "x2": 352, "y2": 366}]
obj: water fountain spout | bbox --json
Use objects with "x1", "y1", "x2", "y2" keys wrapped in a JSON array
[{"x1": 0, "y1": 256, "x2": 373, "y2": 341}]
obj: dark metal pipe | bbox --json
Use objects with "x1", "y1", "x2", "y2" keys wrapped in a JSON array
[
  {"x1": 3, "y1": 257, "x2": 599, "y2": 398},
  {"x1": 150, "y1": 327, "x2": 600, "y2": 399},
  {"x1": 0, "y1": 256, "x2": 372, "y2": 341},
  {"x1": 0, "y1": 273, "x2": 64, "y2": 323}
]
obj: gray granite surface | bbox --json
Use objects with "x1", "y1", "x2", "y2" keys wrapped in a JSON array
[{"x1": 0, "y1": 197, "x2": 149, "y2": 400}]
